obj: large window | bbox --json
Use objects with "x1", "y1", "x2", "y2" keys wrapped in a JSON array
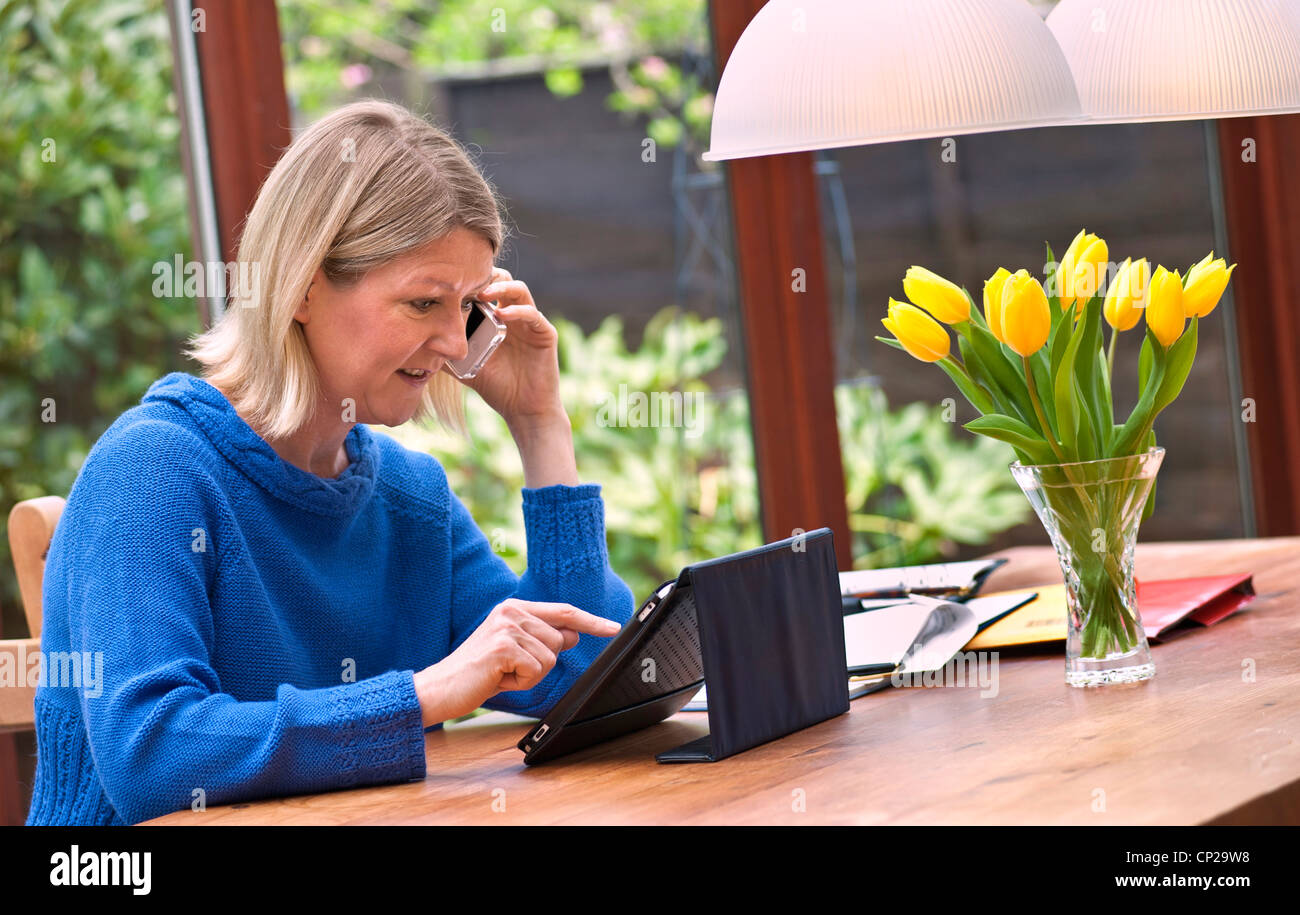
[{"x1": 824, "y1": 119, "x2": 1246, "y2": 565}]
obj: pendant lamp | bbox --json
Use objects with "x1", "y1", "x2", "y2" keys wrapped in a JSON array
[
  {"x1": 1047, "y1": 0, "x2": 1300, "y2": 123},
  {"x1": 703, "y1": 0, "x2": 1085, "y2": 161}
]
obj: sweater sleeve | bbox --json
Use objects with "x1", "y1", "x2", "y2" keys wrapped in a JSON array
[
  {"x1": 64, "y1": 424, "x2": 427, "y2": 825},
  {"x1": 445, "y1": 482, "x2": 636, "y2": 718}
]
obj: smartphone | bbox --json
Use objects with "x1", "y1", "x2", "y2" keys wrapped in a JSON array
[{"x1": 444, "y1": 298, "x2": 507, "y2": 379}]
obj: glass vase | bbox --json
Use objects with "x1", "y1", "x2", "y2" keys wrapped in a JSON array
[{"x1": 1009, "y1": 447, "x2": 1164, "y2": 687}]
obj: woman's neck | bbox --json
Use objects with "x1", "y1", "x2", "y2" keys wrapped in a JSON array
[{"x1": 211, "y1": 381, "x2": 352, "y2": 479}]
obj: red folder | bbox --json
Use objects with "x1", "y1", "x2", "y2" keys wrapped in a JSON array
[{"x1": 1137, "y1": 574, "x2": 1256, "y2": 642}]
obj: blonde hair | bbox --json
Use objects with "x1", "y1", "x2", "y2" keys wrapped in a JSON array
[{"x1": 184, "y1": 98, "x2": 509, "y2": 440}]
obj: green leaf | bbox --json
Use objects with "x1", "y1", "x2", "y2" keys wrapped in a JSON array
[
  {"x1": 877, "y1": 334, "x2": 1002, "y2": 419},
  {"x1": 1138, "y1": 333, "x2": 1154, "y2": 397},
  {"x1": 966, "y1": 321, "x2": 1036, "y2": 427},
  {"x1": 1111, "y1": 326, "x2": 1169, "y2": 457},
  {"x1": 1097, "y1": 345, "x2": 1114, "y2": 452},
  {"x1": 934, "y1": 356, "x2": 996, "y2": 415},
  {"x1": 1049, "y1": 301, "x2": 1076, "y2": 383},
  {"x1": 1045, "y1": 242, "x2": 1064, "y2": 334},
  {"x1": 1073, "y1": 294, "x2": 1107, "y2": 458},
  {"x1": 544, "y1": 66, "x2": 584, "y2": 97},
  {"x1": 959, "y1": 334, "x2": 1020, "y2": 422},
  {"x1": 1141, "y1": 426, "x2": 1158, "y2": 522},
  {"x1": 647, "y1": 116, "x2": 684, "y2": 148},
  {"x1": 18, "y1": 244, "x2": 57, "y2": 296},
  {"x1": 1152, "y1": 316, "x2": 1199, "y2": 416},
  {"x1": 965, "y1": 414, "x2": 1055, "y2": 465},
  {"x1": 1074, "y1": 376, "x2": 1101, "y2": 462},
  {"x1": 1052, "y1": 309, "x2": 1089, "y2": 460}
]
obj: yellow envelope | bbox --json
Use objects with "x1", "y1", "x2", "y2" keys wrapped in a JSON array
[{"x1": 964, "y1": 585, "x2": 1068, "y2": 650}]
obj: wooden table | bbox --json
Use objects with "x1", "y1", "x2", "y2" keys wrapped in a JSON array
[{"x1": 145, "y1": 537, "x2": 1300, "y2": 825}]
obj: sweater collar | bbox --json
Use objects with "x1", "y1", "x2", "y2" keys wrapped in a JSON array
[{"x1": 142, "y1": 372, "x2": 379, "y2": 518}]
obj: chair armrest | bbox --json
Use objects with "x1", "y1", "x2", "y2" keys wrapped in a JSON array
[
  {"x1": 0, "y1": 638, "x2": 40, "y2": 732},
  {"x1": 8, "y1": 495, "x2": 66, "y2": 640}
]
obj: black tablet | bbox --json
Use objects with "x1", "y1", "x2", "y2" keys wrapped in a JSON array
[{"x1": 517, "y1": 573, "x2": 704, "y2": 765}]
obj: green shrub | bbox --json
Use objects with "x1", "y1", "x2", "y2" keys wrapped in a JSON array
[
  {"x1": 837, "y1": 382, "x2": 1032, "y2": 569},
  {"x1": 0, "y1": 0, "x2": 196, "y2": 634}
]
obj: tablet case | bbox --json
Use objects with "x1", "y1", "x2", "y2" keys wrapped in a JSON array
[
  {"x1": 656, "y1": 528, "x2": 848, "y2": 762},
  {"x1": 517, "y1": 527, "x2": 848, "y2": 765},
  {"x1": 517, "y1": 579, "x2": 705, "y2": 764}
]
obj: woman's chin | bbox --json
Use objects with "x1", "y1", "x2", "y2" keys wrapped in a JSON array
[{"x1": 374, "y1": 405, "x2": 419, "y2": 428}]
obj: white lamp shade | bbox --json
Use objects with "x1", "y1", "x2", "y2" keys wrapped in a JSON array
[
  {"x1": 1047, "y1": 0, "x2": 1300, "y2": 123},
  {"x1": 702, "y1": 0, "x2": 1084, "y2": 161}
]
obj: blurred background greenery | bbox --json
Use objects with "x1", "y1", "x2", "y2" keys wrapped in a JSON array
[
  {"x1": 0, "y1": 0, "x2": 1030, "y2": 641},
  {"x1": 392, "y1": 309, "x2": 1029, "y2": 602},
  {"x1": 0, "y1": 0, "x2": 197, "y2": 636},
  {"x1": 277, "y1": 0, "x2": 716, "y2": 150}
]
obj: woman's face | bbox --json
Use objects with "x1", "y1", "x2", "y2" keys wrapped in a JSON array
[{"x1": 296, "y1": 227, "x2": 496, "y2": 427}]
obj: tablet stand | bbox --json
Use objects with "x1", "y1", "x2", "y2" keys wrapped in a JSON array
[{"x1": 656, "y1": 527, "x2": 849, "y2": 762}]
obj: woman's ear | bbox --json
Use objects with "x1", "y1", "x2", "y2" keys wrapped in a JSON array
[{"x1": 294, "y1": 268, "x2": 327, "y2": 324}]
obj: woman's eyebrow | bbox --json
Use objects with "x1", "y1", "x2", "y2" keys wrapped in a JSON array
[{"x1": 409, "y1": 272, "x2": 496, "y2": 293}]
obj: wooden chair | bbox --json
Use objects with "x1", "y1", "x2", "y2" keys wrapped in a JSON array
[{"x1": 0, "y1": 496, "x2": 65, "y2": 825}]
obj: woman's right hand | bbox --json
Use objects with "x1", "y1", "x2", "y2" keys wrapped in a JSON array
[{"x1": 413, "y1": 599, "x2": 623, "y2": 727}]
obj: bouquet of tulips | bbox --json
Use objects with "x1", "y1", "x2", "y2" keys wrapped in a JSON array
[{"x1": 876, "y1": 229, "x2": 1235, "y2": 670}]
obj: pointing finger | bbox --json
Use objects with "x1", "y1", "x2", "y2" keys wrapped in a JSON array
[{"x1": 521, "y1": 601, "x2": 622, "y2": 637}]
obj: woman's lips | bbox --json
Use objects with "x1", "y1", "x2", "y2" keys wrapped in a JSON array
[{"x1": 395, "y1": 367, "x2": 432, "y2": 386}]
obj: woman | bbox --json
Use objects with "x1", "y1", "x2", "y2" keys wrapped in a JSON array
[{"x1": 26, "y1": 99, "x2": 634, "y2": 826}]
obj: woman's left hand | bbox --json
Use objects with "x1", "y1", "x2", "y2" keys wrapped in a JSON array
[{"x1": 456, "y1": 267, "x2": 566, "y2": 429}]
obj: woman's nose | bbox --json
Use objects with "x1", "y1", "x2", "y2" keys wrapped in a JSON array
[{"x1": 427, "y1": 310, "x2": 470, "y2": 361}]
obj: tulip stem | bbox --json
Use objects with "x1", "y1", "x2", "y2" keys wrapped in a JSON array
[
  {"x1": 1106, "y1": 326, "x2": 1118, "y2": 381},
  {"x1": 1023, "y1": 355, "x2": 1068, "y2": 463}
]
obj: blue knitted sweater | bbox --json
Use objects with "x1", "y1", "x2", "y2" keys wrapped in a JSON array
[{"x1": 25, "y1": 371, "x2": 635, "y2": 825}]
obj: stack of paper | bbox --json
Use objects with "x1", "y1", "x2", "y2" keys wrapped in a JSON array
[
  {"x1": 839, "y1": 558, "x2": 1008, "y2": 610},
  {"x1": 682, "y1": 590, "x2": 1037, "y2": 710}
]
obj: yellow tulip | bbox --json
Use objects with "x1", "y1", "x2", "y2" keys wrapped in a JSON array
[
  {"x1": 1103, "y1": 257, "x2": 1150, "y2": 332},
  {"x1": 983, "y1": 267, "x2": 1012, "y2": 344},
  {"x1": 882, "y1": 298, "x2": 950, "y2": 363},
  {"x1": 1057, "y1": 228, "x2": 1109, "y2": 311},
  {"x1": 1182, "y1": 253, "x2": 1236, "y2": 318},
  {"x1": 902, "y1": 266, "x2": 970, "y2": 324},
  {"x1": 999, "y1": 270, "x2": 1051, "y2": 357},
  {"x1": 1146, "y1": 266, "x2": 1186, "y2": 347}
]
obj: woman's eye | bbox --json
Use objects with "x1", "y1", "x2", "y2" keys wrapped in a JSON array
[{"x1": 408, "y1": 299, "x2": 474, "y2": 312}]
